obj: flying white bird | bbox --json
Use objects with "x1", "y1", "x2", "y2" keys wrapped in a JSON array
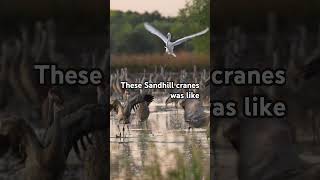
[{"x1": 144, "y1": 22, "x2": 209, "y2": 57}]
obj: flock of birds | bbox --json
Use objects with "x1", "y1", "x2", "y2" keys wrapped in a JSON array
[
  {"x1": 109, "y1": 22, "x2": 210, "y2": 137},
  {"x1": 0, "y1": 20, "x2": 112, "y2": 179},
  {"x1": 0, "y1": 20, "x2": 210, "y2": 179},
  {"x1": 110, "y1": 65, "x2": 210, "y2": 138}
]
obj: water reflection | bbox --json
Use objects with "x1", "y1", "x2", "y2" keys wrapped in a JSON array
[{"x1": 110, "y1": 101, "x2": 210, "y2": 179}]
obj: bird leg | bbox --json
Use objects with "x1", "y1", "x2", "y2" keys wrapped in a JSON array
[
  {"x1": 122, "y1": 125, "x2": 125, "y2": 138},
  {"x1": 127, "y1": 124, "x2": 130, "y2": 135},
  {"x1": 117, "y1": 124, "x2": 121, "y2": 138}
]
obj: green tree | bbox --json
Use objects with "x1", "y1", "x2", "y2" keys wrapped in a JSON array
[
  {"x1": 110, "y1": 2, "x2": 210, "y2": 55},
  {"x1": 177, "y1": 0, "x2": 210, "y2": 54}
]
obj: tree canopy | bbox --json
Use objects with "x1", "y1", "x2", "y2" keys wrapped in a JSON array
[{"x1": 110, "y1": 0, "x2": 210, "y2": 55}]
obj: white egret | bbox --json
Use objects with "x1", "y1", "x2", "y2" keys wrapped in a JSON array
[{"x1": 144, "y1": 22, "x2": 209, "y2": 57}]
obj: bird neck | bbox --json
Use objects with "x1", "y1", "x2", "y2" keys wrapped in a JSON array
[
  {"x1": 167, "y1": 33, "x2": 171, "y2": 41},
  {"x1": 97, "y1": 86, "x2": 107, "y2": 106},
  {"x1": 22, "y1": 124, "x2": 43, "y2": 163},
  {"x1": 118, "y1": 105, "x2": 125, "y2": 118},
  {"x1": 45, "y1": 96, "x2": 64, "y2": 162},
  {"x1": 47, "y1": 98, "x2": 54, "y2": 125},
  {"x1": 166, "y1": 40, "x2": 170, "y2": 47}
]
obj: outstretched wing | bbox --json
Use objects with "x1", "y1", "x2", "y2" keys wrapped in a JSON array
[
  {"x1": 204, "y1": 78, "x2": 210, "y2": 87},
  {"x1": 44, "y1": 104, "x2": 107, "y2": 160},
  {"x1": 144, "y1": 23, "x2": 168, "y2": 43},
  {"x1": 126, "y1": 93, "x2": 154, "y2": 113},
  {"x1": 0, "y1": 115, "x2": 42, "y2": 168},
  {"x1": 223, "y1": 120, "x2": 240, "y2": 152},
  {"x1": 302, "y1": 51, "x2": 320, "y2": 79},
  {"x1": 110, "y1": 99, "x2": 122, "y2": 113},
  {"x1": 172, "y1": 28, "x2": 209, "y2": 47}
]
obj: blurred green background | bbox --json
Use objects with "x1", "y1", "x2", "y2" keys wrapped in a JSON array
[{"x1": 110, "y1": 0, "x2": 210, "y2": 55}]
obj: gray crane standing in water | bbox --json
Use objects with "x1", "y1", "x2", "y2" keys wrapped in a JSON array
[
  {"x1": 110, "y1": 93, "x2": 154, "y2": 138},
  {"x1": 180, "y1": 98, "x2": 210, "y2": 131},
  {"x1": 134, "y1": 92, "x2": 154, "y2": 129}
]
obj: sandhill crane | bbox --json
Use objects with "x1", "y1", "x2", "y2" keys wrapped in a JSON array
[
  {"x1": 286, "y1": 47, "x2": 320, "y2": 145},
  {"x1": 134, "y1": 93, "x2": 154, "y2": 128},
  {"x1": 0, "y1": 86, "x2": 108, "y2": 180},
  {"x1": 180, "y1": 98, "x2": 210, "y2": 131},
  {"x1": 111, "y1": 93, "x2": 154, "y2": 137},
  {"x1": 226, "y1": 117, "x2": 320, "y2": 180}
]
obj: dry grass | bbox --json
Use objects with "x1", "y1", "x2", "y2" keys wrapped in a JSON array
[{"x1": 111, "y1": 52, "x2": 209, "y2": 72}]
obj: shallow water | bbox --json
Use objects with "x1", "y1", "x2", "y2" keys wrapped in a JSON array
[{"x1": 110, "y1": 99, "x2": 210, "y2": 179}]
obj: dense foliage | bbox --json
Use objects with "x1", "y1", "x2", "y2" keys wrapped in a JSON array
[{"x1": 110, "y1": 0, "x2": 210, "y2": 55}]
